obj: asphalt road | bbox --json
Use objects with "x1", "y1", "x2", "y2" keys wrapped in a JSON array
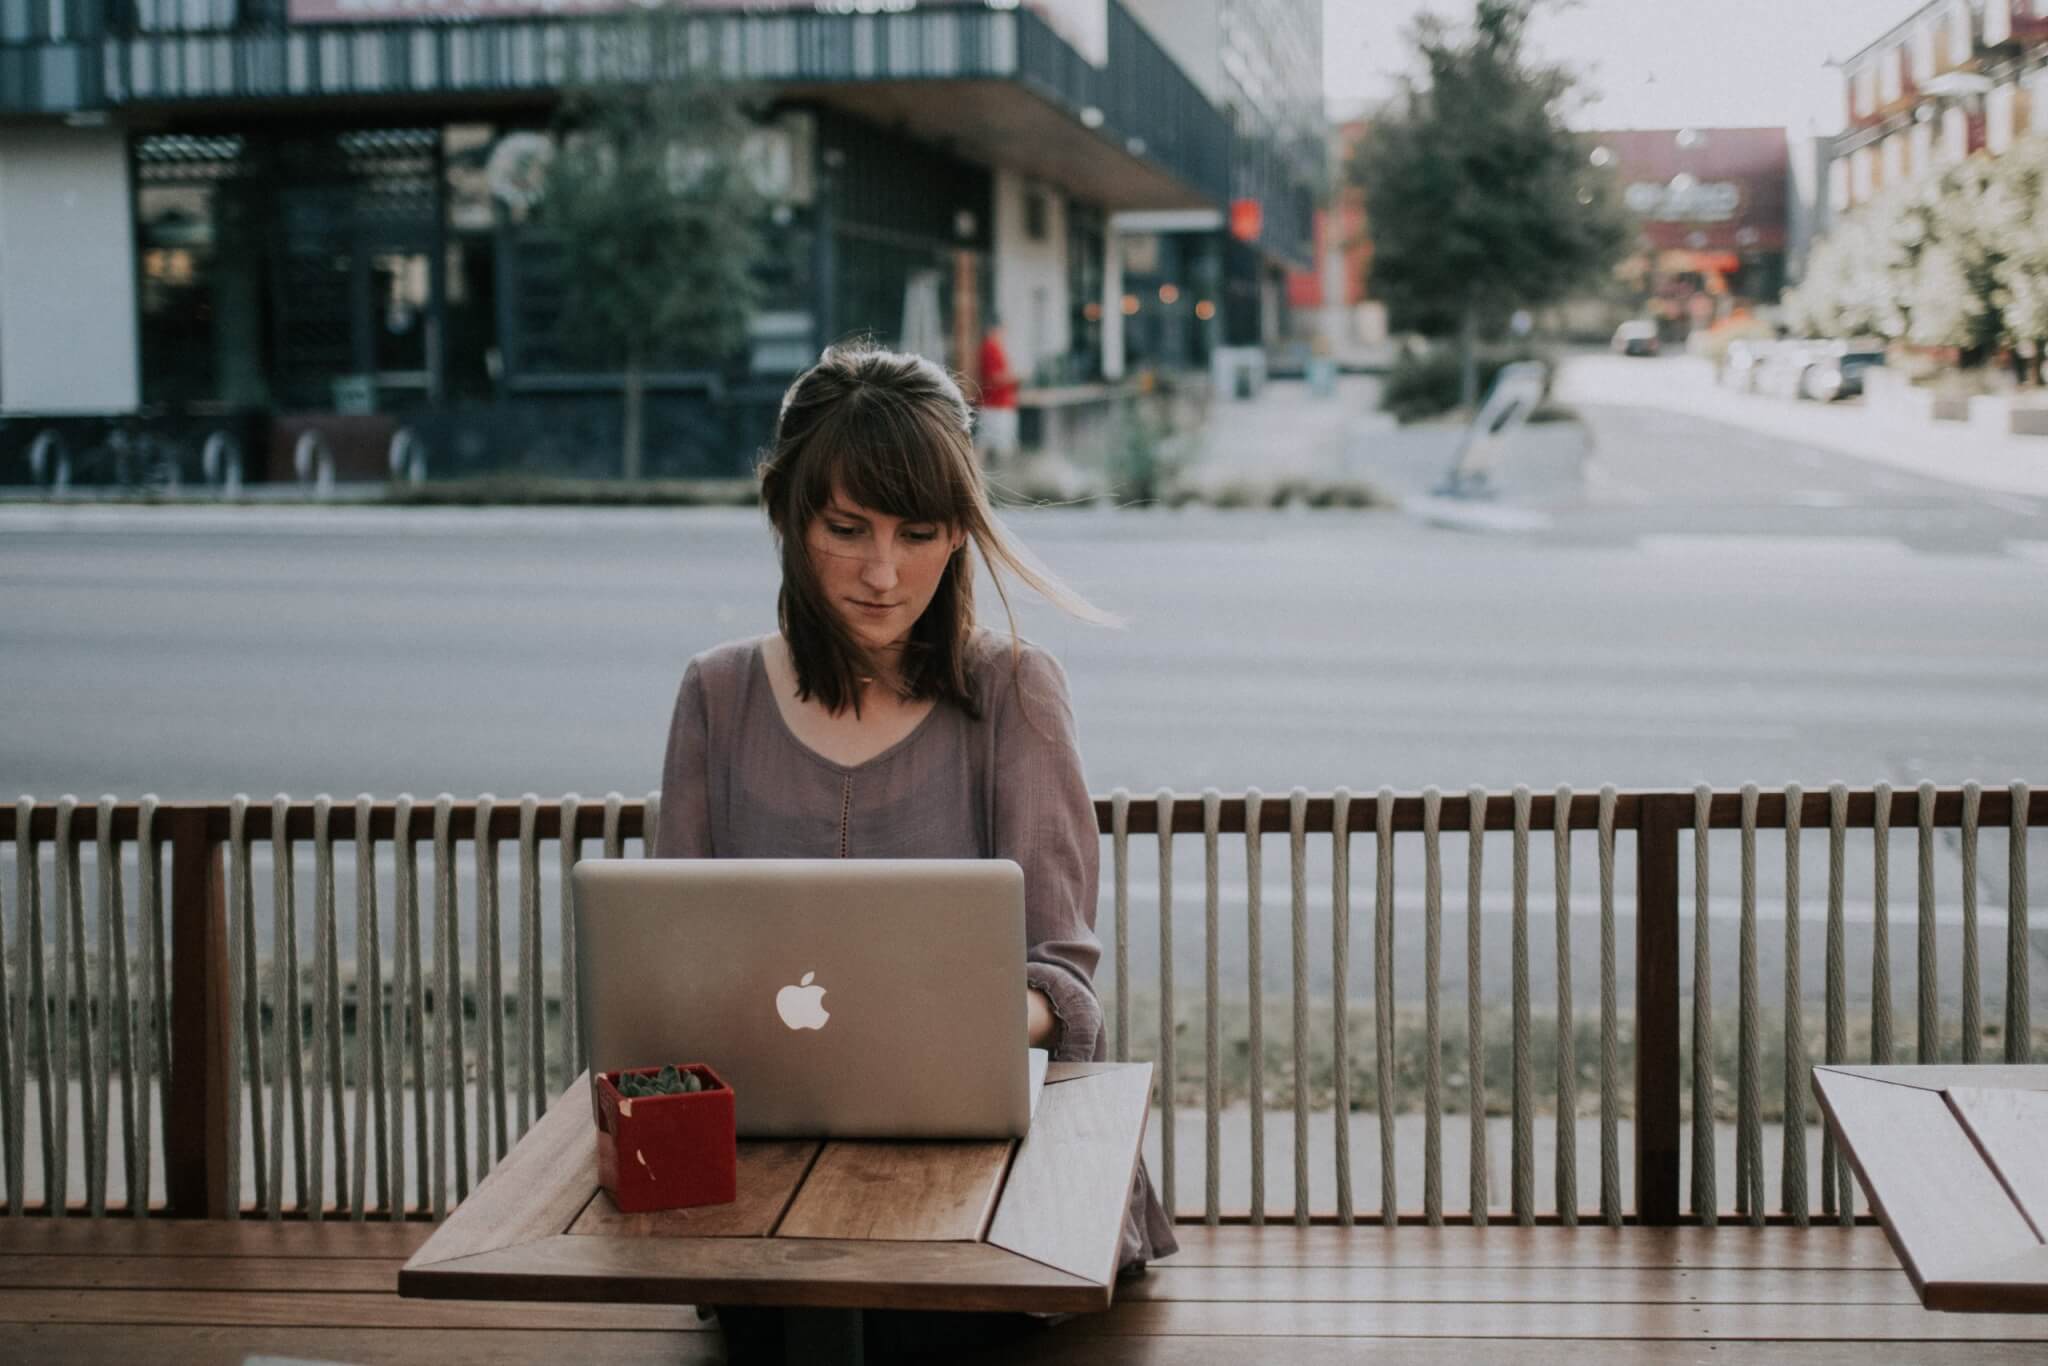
[{"x1": 3, "y1": 371, "x2": 2044, "y2": 1014}]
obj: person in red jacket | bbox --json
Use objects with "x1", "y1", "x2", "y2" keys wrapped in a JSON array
[{"x1": 975, "y1": 317, "x2": 1021, "y2": 469}]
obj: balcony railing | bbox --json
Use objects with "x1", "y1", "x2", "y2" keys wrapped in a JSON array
[
  {"x1": 2, "y1": 783, "x2": 2036, "y2": 1226},
  {"x1": 0, "y1": 2, "x2": 1234, "y2": 213}
]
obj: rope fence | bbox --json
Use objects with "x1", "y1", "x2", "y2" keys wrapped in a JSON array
[{"x1": 0, "y1": 785, "x2": 2038, "y2": 1223}]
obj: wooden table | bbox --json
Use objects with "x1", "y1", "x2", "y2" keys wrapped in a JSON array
[
  {"x1": 400, "y1": 1061, "x2": 1152, "y2": 1361},
  {"x1": 1812, "y1": 1063, "x2": 2048, "y2": 1313}
]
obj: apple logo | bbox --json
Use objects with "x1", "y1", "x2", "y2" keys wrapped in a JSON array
[{"x1": 776, "y1": 970, "x2": 830, "y2": 1031}]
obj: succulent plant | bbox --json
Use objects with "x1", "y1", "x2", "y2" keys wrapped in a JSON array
[{"x1": 615, "y1": 1064, "x2": 706, "y2": 1098}]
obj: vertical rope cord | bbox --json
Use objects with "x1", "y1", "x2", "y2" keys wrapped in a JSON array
[
  {"x1": 1961, "y1": 784, "x2": 1981, "y2": 1064},
  {"x1": 1916, "y1": 781, "x2": 1938, "y2": 1066},
  {"x1": 1781, "y1": 784, "x2": 1808, "y2": 1226},
  {"x1": 475, "y1": 793, "x2": 503, "y2": 1177},
  {"x1": 1824, "y1": 783, "x2": 1850, "y2": 1224},
  {"x1": 1111, "y1": 790, "x2": 1129, "y2": 1063},
  {"x1": 601, "y1": 792, "x2": 623, "y2": 861},
  {"x1": 2009, "y1": 781, "x2": 2032, "y2": 1064},
  {"x1": 1597, "y1": 786, "x2": 1619, "y2": 1228},
  {"x1": 310, "y1": 797, "x2": 335, "y2": 1222},
  {"x1": 1331, "y1": 788, "x2": 1354, "y2": 1227},
  {"x1": 1375, "y1": 785, "x2": 1397, "y2": 1227},
  {"x1": 1288, "y1": 787, "x2": 1310, "y2": 1226},
  {"x1": 1510, "y1": 785, "x2": 1531, "y2": 1226},
  {"x1": 138, "y1": 795, "x2": 165, "y2": 1219},
  {"x1": 1736, "y1": 784, "x2": 1761, "y2": 1226},
  {"x1": 1689, "y1": 784, "x2": 1714, "y2": 1226},
  {"x1": 357, "y1": 794, "x2": 388, "y2": 1219},
  {"x1": 1871, "y1": 782, "x2": 1893, "y2": 1066},
  {"x1": 1245, "y1": 788, "x2": 1265, "y2": 1226},
  {"x1": 95, "y1": 795, "x2": 125, "y2": 1217},
  {"x1": 394, "y1": 794, "x2": 424, "y2": 1219},
  {"x1": 1155, "y1": 788, "x2": 1176, "y2": 1223},
  {"x1": 229, "y1": 795, "x2": 255, "y2": 1217},
  {"x1": 269, "y1": 794, "x2": 306, "y2": 1220},
  {"x1": 518, "y1": 795, "x2": 542, "y2": 1139},
  {"x1": 432, "y1": 795, "x2": 459, "y2": 1214},
  {"x1": 1201, "y1": 790, "x2": 1221, "y2": 1227},
  {"x1": 1552, "y1": 785, "x2": 1576, "y2": 1227},
  {"x1": 12, "y1": 796, "x2": 48, "y2": 1216},
  {"x1": 1421, "y1": 787, "x2": 1443, "y2": 1227},
  {"x1": 1466, "y1": 786, "x2": 1488, "y2": 1227},
  {"x1": 559, "y1": 794, "x2": 583, "y2": 1088},
  {"x1": 53, "y1": 796, "x2": 78, "y2": 1218}
]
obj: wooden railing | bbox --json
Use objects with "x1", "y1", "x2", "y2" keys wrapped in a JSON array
[{"x1": 0, "y1": 784, "x2": 2037, "y2": 1226}]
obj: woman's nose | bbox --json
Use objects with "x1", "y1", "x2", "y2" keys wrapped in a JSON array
[{"x1": 861, "y1": 546, "x2": 900, "y2": 587}]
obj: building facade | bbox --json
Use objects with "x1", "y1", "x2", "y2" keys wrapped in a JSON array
[
  {"x1": 0, "y1": 1, "x2": 1305, "y2": 481},
  {"x1": 1592, "y1": 127, "x2": 1791, "y2": 338},
  {"x1": 1829, "y1": 0, "x2": 2048, "y2": 218},
  {"x1": 1106, "y1": 0, "x2": 1322, "y2": 383}
]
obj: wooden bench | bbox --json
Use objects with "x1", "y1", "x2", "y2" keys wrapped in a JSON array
[{"x1": 7, "y1": 1218, "x2": 2048, "y2": 1363}]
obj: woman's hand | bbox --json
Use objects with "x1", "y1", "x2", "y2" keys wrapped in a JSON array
[{"x1": 1027, "y1": 986, "x2": 1056, "y2": 1049}]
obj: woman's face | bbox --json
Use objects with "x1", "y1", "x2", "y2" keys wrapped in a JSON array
[{"x1": 804, "y1": 488, "x2": 967, "y2": 655}]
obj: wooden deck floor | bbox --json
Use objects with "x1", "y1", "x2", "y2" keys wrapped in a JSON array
[{"x1": 3, "y1": 1219, "x2": 2045, "y2": 1364}]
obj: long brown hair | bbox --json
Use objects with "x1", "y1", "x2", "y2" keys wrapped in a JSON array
[{"x1": 757, "y1": 341, "x2": 1114, "y2": 718}]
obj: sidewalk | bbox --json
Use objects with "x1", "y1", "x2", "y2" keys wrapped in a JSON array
[{"x1": 1555, "y1": 354, "x2": 2048, "y2": 501}]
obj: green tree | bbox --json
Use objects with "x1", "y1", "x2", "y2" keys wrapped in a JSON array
[
  {"x1": 534, "y1": 67, "x2": 767, "y2": 480},
  {"x1": 1349, "y1": 0, "x2": 1631, "y2": 409}
]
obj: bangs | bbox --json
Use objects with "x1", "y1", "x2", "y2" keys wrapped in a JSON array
[{"x1": 789, "y1": 385, "x2": 973, "y2": 527}]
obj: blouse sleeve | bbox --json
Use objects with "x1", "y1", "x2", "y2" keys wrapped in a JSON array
[
  {"x1": 655, "y1": 658, "x2": 714, "y2": 859},
  {"x1": 992, "y1": 645, "x2": 1104, "y2": 1063}
]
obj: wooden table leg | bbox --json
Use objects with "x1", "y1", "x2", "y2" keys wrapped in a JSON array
[{"x1": 784, "y1": 1307, "x2": 863, "y2": 1366}]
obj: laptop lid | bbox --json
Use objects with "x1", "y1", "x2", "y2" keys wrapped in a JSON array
[{"x1": 574, "y1": 858, "x2": 1037, "y2": 1139}]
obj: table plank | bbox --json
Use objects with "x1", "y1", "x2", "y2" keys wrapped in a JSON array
[
  {"x1": 408, "y1": 1232, "x2": 1107, "y2": 1314},
  {"x1": 0, "y1": 1325, "x2": 723, "y2": 1366},
  {"x1": 403, "y1": 1073, "x2": 599, "y2": 1271},
  {"x1": 1948, "y1": 1086, "x2": 2048, "y2": 1240},
  {"x1": 777, "y1": 1139, "x2": 1014, "y2": 1242},
  {"x1": 1063, "y1": 1299, "x2": 2048, "y2": 1339},
  {"x1": 0, "y1": 1220, "x2": 434, "y2": 1259},
  {"x1": 0, "y1": 1288, "x2": 706, "y2": 1331},
  {"x1": 568, "y1": 1140, "x2": 819, "y2": 1239},
  {"x1": 1926, "y1": 1245, "x2": 2048, "y2": 1314},
  {"x1": 0, "y1": 1253, "x2": 399, "y2": 1293},
  {"x1": 1046, "y1": 1062, "x2": 1132, "y2": 1084},
  {"x1": 1121, "y1": 1264, "x2": 1920, "y2": 1304},
  {"x1": 970, "y1": 1342, "x2": 2048, "y2": 1366},
  {"x1": 1158, "y1": 1225, "x2": 1904, "y2": 1270},
  {"x1": 1823, "y1": 1066, "x2": 2048, "y2": 1093},
  {"x1": 987, "y1": 1063, "x2": 1152, "y2": 1287},
  {"x1": 1812, "y1": 1067, "x2": 2038, "y2": 1305}
]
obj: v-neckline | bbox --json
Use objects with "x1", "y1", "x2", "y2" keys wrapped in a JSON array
[{"x1": 752, "y1": 637, "x2": 943, "y2": 775}]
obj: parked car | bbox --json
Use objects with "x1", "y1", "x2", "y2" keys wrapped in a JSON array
[
  {"x1": 1610, "y1": 320, "x2": 1660, "y2": 357},
  {"x1": 1744, "y1": 338, "x2": 1886, "y2": 402}
]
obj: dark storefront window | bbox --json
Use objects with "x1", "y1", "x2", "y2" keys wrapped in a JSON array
[
  {"x1": 820, "y1": 111, "x2": 992, "y2": 367},
  {"x1": 1066, "y1": 200, "x2": 1105, "y2": 383}
]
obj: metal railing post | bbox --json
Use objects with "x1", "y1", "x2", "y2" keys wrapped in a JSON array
[
  {"x1": 1633, "y1": 793, "x2": 1683, "y2": 1225},
  {"x1": 166, "y1": 806, "x2": 234, "y2": 1218}
]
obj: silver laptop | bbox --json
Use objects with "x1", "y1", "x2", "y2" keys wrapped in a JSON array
[{"x1": 574, "y1": 858, "x2": 1049, "y2": 1139}]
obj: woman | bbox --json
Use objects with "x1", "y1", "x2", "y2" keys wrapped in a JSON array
[{"x1": 655, "y1": 343, "x2": 1175, "y2": 1358}]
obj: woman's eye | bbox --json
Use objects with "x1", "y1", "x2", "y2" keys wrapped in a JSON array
[
  {"x1": 825, "y1": 523, "x2": 859, "y2": 538},
  {"x1": 904, "y1": 529, "x2": 938, "y2": 543}
]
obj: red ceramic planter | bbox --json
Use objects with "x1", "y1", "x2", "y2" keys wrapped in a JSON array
[{"x1": 592, "y1": 1063, "x2": 737, "y2": 1214}]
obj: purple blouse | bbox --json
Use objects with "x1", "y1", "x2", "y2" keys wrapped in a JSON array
[{"x1": 655, "y1": 629, "x2": 1176, "y2": 1269}]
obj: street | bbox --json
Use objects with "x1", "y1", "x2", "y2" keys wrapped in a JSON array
[{"x1": 3, "y1": 357, "x2": 2044, "y2": 1018}]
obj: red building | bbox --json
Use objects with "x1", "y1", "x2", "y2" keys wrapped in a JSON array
[{"x1": 1591, "y1": 126, "x2": 1791, "y2": 336}]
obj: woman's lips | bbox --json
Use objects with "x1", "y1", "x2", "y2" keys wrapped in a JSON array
[{"x1": 851, "y1": 599, "x2": 897, "y2": 614}]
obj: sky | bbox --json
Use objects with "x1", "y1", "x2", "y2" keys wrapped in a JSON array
[{"x1": 1323, "y1": 0, "x2": 1931, "y2": 136}]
